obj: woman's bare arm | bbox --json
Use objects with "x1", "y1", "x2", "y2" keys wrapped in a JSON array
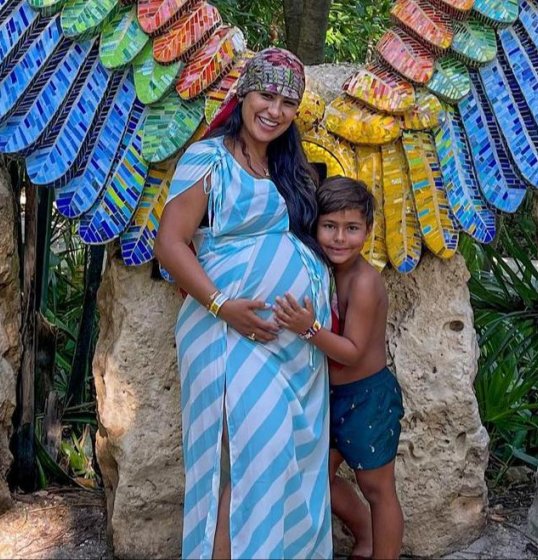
[{"x1": 154, "y1": 179, "x2": 278, "y2": 341}]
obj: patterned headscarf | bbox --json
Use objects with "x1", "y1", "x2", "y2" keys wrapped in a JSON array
[
  {"x1": 204, "y1": 47, "x2": 305, "y2": 137},
  {"x1": 236, "y1": 47, "x2": 305, "y2": 102}
]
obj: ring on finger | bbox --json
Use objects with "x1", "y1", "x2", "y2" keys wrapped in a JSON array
[{"x1": 247, "y1": 332, "x2": 256, "y2": 341}]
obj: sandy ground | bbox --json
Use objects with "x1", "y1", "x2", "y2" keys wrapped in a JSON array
[
  {"x1": 0, "y1": 482, "x2": 536, "y2": 559},
  {"x1": 0, "y1": 488, "x2": 111, "y2": 560}
]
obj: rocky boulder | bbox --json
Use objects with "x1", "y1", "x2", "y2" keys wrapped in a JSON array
[
  {"x1": 0, "y1": 165, "x2": 21, "y2": 513},
  {"x1": 93, "y1": 250, "x2": 183, "y2": 559},
  {"x1": 94, "y1": 249, "x2": 488, "y2": 558}
]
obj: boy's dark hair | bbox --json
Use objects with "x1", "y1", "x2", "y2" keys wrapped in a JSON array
[{"x1": 317, "y1": 175, "x2": 375, "y2": 228}]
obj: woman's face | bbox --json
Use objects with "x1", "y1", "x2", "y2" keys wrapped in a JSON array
[{"x1": 240, "y1": 91, "x2": 300, "y2": 145}]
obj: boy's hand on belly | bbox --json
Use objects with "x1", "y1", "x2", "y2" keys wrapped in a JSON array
[
  {"x1": 219, "y1": 299, "x2": 279, "y2": 342},
  {"x1": 274, "y1": 294, "x2": 315, "y2": 334}
]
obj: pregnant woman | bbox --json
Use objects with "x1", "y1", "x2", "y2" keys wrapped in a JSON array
[{"x1": 155, "y1": 48, "x2": 332, "y2": 560}]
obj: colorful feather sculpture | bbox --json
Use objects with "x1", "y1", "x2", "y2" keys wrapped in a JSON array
[{"x1": 0, "y1": 0, "x2": 537, "y2": 274}]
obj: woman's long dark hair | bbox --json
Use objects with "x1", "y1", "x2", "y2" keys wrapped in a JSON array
[{"x1": 208, "y1": 102, "x2": 326, "y2": 262}]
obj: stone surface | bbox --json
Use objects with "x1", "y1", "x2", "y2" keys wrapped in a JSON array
[
  {"x1": 0, "y1": 165, "x2": 21, "y2": 513},
  {"x1": 93, "y1": 248, "x2": 183, "y2": 559},
  {"x1": 305, "y1": 63, "x2": 360, "y2": 102},
  {"x1": 388, "y1": 253, "x2": 488, "y2": 556}
]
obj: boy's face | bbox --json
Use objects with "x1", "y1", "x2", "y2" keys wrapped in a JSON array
[{"x1": 316, "y1": 208, "x2": 371, "y2": 266}]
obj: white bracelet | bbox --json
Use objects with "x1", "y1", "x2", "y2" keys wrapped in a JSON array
[{"x1": 208, "y1": 292, "x2": 229, "y2": 318}]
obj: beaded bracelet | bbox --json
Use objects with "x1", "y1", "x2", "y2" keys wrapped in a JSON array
[
  {"x1": 299, "y1": 319, "x2": 321, "y2": 340},
  {"x1": 208, "y1": 291, "x2": 229, "y2": 318}
]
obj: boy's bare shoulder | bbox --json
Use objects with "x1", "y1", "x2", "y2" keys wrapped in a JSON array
[{"x1": 349, "y1": 260, "x2": 386, "y2": 298}]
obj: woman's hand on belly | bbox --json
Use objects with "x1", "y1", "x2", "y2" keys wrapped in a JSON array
[{"x1": 219, "y1": 298, "x2": 280, "y2": 342}]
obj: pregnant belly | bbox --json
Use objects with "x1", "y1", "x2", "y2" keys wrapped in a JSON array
[
  {"x1": 201, "y1": 232, "x2": 317, "y2": 308},
  {"x1": 181, "y1": 232, "x2": 329, "y2": 387}
]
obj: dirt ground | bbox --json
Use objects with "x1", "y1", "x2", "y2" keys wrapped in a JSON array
[{"x1": 0, "y1": 479, "x2": 536, "y2": 559}]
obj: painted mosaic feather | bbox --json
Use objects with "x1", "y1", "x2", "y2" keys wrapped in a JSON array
[
  {"x1": 55, "y1": 70, "x2": 137, "y2": 218},
  {"x1": 426, "y1": 56, "x2": 470, "y2": 103},
  {"x1": 391, "y1": 0, "x2": 453, "y2": 52},
  {"x1": 434, "y1": 104, "x2": 496, "y2": 243},
  {"x1": 0, "y1": 38, "x2": 93, "y2": 154},
  {"x1": 451, "y1": 18, "x2": 497, "y2": 66},
  {"x1": 60, "y1": 0, "x2": 119, "y2": 40},
  {"x1": 78, "y1": 100, "x2": 148, "y2": 244},
  {"x1": 458, "y1": 73, "x2": 527, "y2": 213},
  {"x1": 27, "y1": 0, "x2": 67, "y2": 16},
  {"x1": 0, "y1": 15, "x2": 63, "y2": 123},
  {"x1": 479, "y1": 57, "x2": 538, "y2": 187},
  {"x1": 402, "y1": 130, "x2": 458, "y2": 258},
  {"x1": 343, "y1": 62, "x2": 416, "y2": 114},
  {"x1": 376, "y1": 28, "x2": 435, "y2": 84},
  {"x1": 142, "y1": 90, "x2": 204, "y2": 162},
  {"x1": 0, "y1": 0, "x2": 40, "y2": 73},
  {"x1": 402, "y1": 89, "x2": 444, "y2": 130},
  {"x1": 472, "y1": 0, "x2": 519, "y2": 29},
  {"x1": 25, "y1": 47, "x2": 112, "y2": 186},
  {"x1": 99, "y1": 5, "x2": 148, "y2": 69},
  {"x1": 152, "y1": 2, "x2": 221, "y2": 64},
  {"x1": 302, "y1": 126, "x2": 357, "y2": 179},
  {"x1": 176, "y1": 26, "x2": 245, "y2": 100},
  {"x1": 356, "y1": 146, "x2": 388, "y2": 272},
  {"x1": 137, "y1": 0, "x2": 194, "y2": 36},
  {"x1": 325, "y1": 95, "x2": 401, "y2": 145},
  {"x1": 381, "y1": 140, "x2": 422, "y2": 273},
  {"x1": 120, "y1": 159, "x2": 177, "y2": 266},
  {"x1": 133, "y1": 41, "x2": 182, "y2": 104}
]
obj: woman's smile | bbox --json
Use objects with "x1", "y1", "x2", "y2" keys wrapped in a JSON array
[
  {"x1": 241, "y1": 90, "x2": 298, "y2": 144},
  {"x1": 258, "y1": 115, "x2": 279, "y2": 129}
]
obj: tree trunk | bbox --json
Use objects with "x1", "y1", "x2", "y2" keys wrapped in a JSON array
[
  {"x1": 12, "y1": 186, "x2": 38, "y2": 491},
  {"x1": 283, "y1": 0, "x2": 303, "y2": 54},
  {"x1": 65, "y1": 244, "x2": 105, "y2": 407},
  {"x1": 297, "y1": 0, "x2": 332, "y2": 64},
  {"x1": 283, "y1": 0, "x2": 332, "y2": 64}
]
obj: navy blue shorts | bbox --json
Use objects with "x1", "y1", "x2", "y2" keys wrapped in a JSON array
[{"x1": 330, "y1": 367, "x2": 404, "y2": 471}]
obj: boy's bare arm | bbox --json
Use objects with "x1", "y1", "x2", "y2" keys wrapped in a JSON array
[
  {"x1": 274, "y1": 272, "x2": 383, "y2": 367},
  {"x1": 312, "y1": 273, "x2": 382, "y2": 366}
]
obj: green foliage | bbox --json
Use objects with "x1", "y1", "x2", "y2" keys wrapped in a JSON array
[
  {"x1": 212, "y1": 0, "x2": 284, "y2": 51},
  {"x1": 326, "y1": 0, "x2": 392, "y2": 63},
  {"x1": 460, "y1": 217, "x2": 538, "y2": 481},
  {"x1": 35, "y1": 416, "x2": 98, "y2": 489},
  {"x1": 211, "y1": 0, "x2": 391, "y2": 63},
  {"x1": 46, "y1": 212, "x2": 87, "y2": 398},
  {"x1": 60, "y1": 425, "x2": 97, "y2": 482},
  {"x1": 35, "y1": 209, "x2": 99, "y2": 488}
]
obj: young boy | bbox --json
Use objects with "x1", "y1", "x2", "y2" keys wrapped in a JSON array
[{"x1": 274, "y1": 176, "x2": 404, "y2": 559}]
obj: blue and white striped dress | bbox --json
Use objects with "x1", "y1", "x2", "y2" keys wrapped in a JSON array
[{"x1": 167, "y1": 136, "x2": 332, "y2": 560}]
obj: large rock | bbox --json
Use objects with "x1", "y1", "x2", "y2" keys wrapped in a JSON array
[
  {"x1": 94, "y1": 250, "x2": 488, "y2": 558},
  {"x1": 0, "y1": 165, "x2": 21, "y2": 513},
  {"x1": 93, "y1": 249, "x2": 183, "y2": 559},
  {"x1": 388, "y1": 255, "x2": 488, "y2": 556}
]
